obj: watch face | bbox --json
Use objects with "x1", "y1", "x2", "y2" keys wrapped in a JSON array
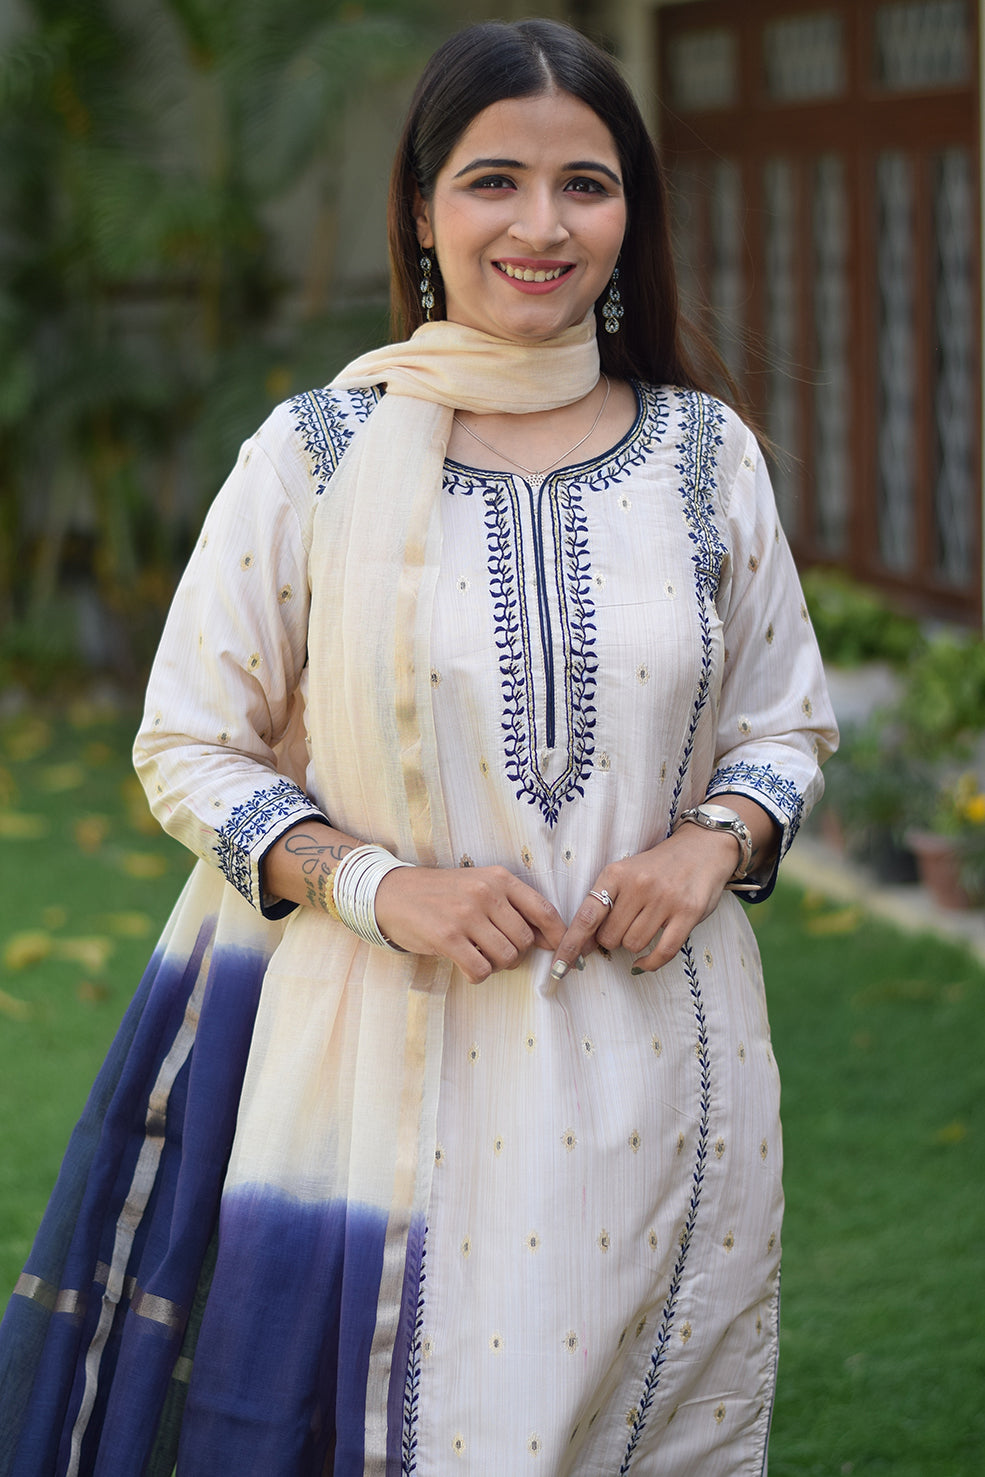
[{"x1": 698, "y1": 803, "x2": 739, "y2": 827}]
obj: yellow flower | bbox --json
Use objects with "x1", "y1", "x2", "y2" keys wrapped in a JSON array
[{"x1": 962, "y1": 792, "x2": 985, "y2": 824}]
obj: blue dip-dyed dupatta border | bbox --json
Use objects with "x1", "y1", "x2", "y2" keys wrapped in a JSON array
[
  {"x1": 0, "y1": 857, "x2": 446, "y2": 1477},
  {"x1": 0, "y1": 865, "x2": 277, "y2": 1474}
]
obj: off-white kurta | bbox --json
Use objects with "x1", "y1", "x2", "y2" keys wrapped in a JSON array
[{"x1": 132, "y1": 378, "x2": 836, "y2": 1475}]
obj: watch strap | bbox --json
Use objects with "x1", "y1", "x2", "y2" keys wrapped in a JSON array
[{"x1": 674, "y1": 804, "x2": 754, "y2": 881}]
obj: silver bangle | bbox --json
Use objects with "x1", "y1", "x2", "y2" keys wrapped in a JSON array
[{"x1": 332, "y1": 844, "x2": 412, "y2": 951}]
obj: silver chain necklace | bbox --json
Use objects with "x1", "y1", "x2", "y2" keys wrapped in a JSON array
[{"x1": 453, "y1": 375, "x2": 611, "y2": 490}]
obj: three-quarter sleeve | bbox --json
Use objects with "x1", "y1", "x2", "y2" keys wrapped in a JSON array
[
  {"x1": 133, "y1": 428, "x2": 324, "y2": 918},
  {"x1": 706, "y1": 426, "x2": 838, "y2": 896}
]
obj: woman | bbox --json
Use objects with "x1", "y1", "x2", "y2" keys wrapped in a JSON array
[{"x1": 0, "y1": 19, "x2": 837, "y2": 1476}]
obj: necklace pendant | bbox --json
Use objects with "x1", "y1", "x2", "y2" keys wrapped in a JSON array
[{"x1": 452, "y1": 374, "x2": 610, "y2": 491}]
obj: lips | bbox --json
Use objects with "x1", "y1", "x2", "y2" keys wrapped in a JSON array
[{"x1": 494, "y1": 261, "x2": 574, "y2": 283}]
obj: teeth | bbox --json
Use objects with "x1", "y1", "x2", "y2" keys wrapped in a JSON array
[{"x1": 498, "y1": 263, "x2": 566, "y2": 282}]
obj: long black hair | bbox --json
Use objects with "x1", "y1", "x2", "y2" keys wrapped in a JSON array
[{"x1": 387, "y1": 18, "x2": 740, "y2": 403}]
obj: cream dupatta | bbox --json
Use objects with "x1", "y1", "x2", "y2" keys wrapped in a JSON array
[{"x1": 216, "y1": 319, "x2": 601, "y2": 1469}]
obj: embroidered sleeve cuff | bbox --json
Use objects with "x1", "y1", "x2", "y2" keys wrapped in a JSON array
[
  {"x1": 706, "y1": 761, "x2": 806, "y2": 903},
  {"x1": 213, "y1": 777, "x2": 327, "y2": 918}
]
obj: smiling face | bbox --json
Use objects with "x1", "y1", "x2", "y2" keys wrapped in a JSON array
[{"x1": 414, "y1": 91, "x2": 627, "y2": 343}]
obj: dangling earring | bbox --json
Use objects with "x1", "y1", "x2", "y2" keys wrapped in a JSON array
[
  {"x1": 602, "y1": 264, "x2": 624, "y2": 335},
  {"x1": 419, "y1": 252, "x2": 436, "y2": 321}
]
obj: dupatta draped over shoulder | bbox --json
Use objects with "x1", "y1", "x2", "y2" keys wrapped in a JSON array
[{"x1": 0, "y1": 321, "x2": 604, "y2": 1477}]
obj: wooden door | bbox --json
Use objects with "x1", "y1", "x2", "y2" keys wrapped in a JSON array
[{"x1": 658, "y1": 0, "x2": 981, "y2": 620}]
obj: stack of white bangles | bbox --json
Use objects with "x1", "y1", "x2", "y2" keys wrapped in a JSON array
[{"x1": 332, "y1": 844, "x2": 412, "y2": 950}]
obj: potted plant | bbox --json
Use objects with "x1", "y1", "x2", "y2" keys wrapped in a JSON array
[
  {"x1": 894, "y1": 633, "x2": 985, "y2": 764},
  {"x1": 885, "y1": 633, "x2": 985, "y2": 908},
  {"x1": 821, "y1": 714, "x2": 932, "y2": 883},
  {"x1": 906, "y1": 772, "x2": 985, "y2": 909}
]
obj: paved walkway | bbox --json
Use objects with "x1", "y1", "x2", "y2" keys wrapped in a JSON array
[{"x1": 782, "y1": 832, "x2": 985, "y2": 967}]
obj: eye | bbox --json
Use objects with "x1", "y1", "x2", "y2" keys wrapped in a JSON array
[
  {"x1": 469, "y1": 174, "x2": 516, "y2": 191},
  {"x1": 565, "y1": 176, "x2": 609, "y2": 195}
]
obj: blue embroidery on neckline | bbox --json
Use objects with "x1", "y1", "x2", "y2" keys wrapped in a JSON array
[
  {"x1": 443, "y1": 379, "x2": 663, "y2": 498},
  {"x1": 444, "y1": 383, "x2": 666, "y2": 828},
  {"x1": 483, "y1": 477, "x2": 597, "y2": 826}
]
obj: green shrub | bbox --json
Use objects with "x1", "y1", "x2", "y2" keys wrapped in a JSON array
[
  {"x1": 896, "y1": 633, "x2": 985, "y2": 761},
  {"x1": 799, "y1": 568, "x2": 924, "y2": 669}
]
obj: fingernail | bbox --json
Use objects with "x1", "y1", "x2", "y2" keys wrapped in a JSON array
[
  {"x1": 551, "y1": 960, "x2": 570, "y2": 981},
  {"x1": 630, "y1": 966, "x2": 644, "y2": 976},
  {"x1": 576, "y1": 955, "x2": 586, "y2": 971},
  {"x1": 597, "y1": 945, "x2": 611, "y2": 960}
]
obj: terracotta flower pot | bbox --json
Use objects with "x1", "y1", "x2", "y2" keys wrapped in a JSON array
[{"x1": 905, "y1": 830, "x2": 976, "y2": 910}]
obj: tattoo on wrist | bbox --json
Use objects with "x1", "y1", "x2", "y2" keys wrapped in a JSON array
[
  {"x1": 285, "y1": 833, "x2": 354, "y2": 872},
  {"x1": 287, "y1": 832, "x2": 350, "y2": 918}
]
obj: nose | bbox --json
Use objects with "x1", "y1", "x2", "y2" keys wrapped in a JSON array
[{"x1": 507, "y1": 186, "x2": 570, "y2": 252}]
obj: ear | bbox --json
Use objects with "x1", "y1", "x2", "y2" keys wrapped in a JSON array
[{"x1": 413, "y1": 187, "x2": 434, "y2": 249}]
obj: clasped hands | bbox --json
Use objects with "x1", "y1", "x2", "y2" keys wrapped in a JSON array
[{"x1": 374, "y1": 823, "x2": 746, "y2": 986}]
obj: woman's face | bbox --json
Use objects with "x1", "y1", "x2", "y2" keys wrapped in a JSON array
[{"x1": 415, "y1": 91, "x2": 627, "y2": 343}]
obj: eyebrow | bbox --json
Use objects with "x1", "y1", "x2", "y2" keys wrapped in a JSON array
[{"x1": 452, "y1": 156, "x2": 622, "y2": 186}]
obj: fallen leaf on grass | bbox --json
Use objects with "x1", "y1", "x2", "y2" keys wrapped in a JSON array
[
  {"x1": 68, "y1": 698, "x2": 117, "y2": 730},
  {"x1": 84, "y1": 741, "x2": 115, "y2": 766},
  {"x1": 854, "y1": 977, "x2": 937, "y2": 1006},
  {"x1": 53, "y1": 937, "x2": 114, "y2": 972},
  {"x1": 121, "y1": 851, "x2": 168, "y2": 880},
  {"x1": 101, "y1": 911, "x2": 153, "y2": 938},
  {"x1": 3, "y1": 931, "x2": 53, "y2": 970},
  {"x1": 804, "y1": 906, "x2": 863, "y2": 937},
  {"x1": 3, "y1": 931, "x2": 115, "y2": 974},
  {"x1": 0, "y1": 987, "x2": 32, "y2": 1020},
  {"x1": 0, "y1": 811, "x2": 49, "y2": 840},
  {"x1": 74, "y1": 814, "x2": 111, "y2": 854},
  {"x1": 933, "y1": 1120, "x2": 968, "y2": 1146},
  {"x1": 77, "y1": 980, "x2": 111, "y2": 1004},
  {"x1": 3, "y1": 716, "x2": 52, "y2": 762},
  {"x1": 121, "y1": 850, "x2": 169, "y2": 880},
  {"x1": 39, "y1": 761, "x2": 86, "y2": 793}
]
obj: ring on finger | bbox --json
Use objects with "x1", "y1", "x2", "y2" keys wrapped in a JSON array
[{"x1": 589, "y1": 889, "x2": 614, "y2": 909}]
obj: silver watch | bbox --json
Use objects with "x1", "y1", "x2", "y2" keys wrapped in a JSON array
[{"x1": 675, "y1": 803, "x2": 753, "y2": 880}]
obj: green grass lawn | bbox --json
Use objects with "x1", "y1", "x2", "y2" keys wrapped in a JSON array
[
  {"x1": 753, "y1": 890, "x2": 985, "y2": 1474},
  {"x1": 0, "y1": 703, "x2": 193, "y2": 1288},
  {"x1": 1, "y1": 706, "x2": 983, "y2": 1472}
]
